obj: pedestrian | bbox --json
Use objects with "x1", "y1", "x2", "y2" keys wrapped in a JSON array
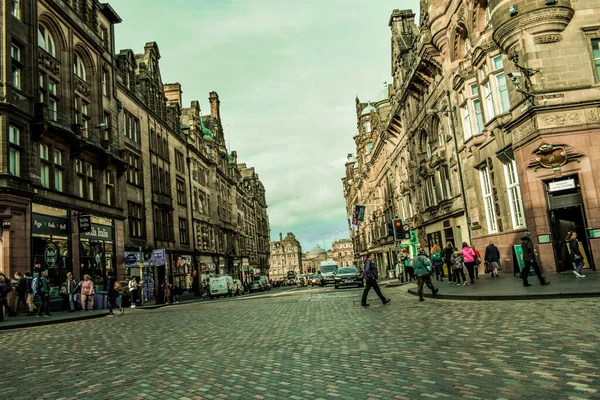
[
  {"x1": 460, "y1": 243, "x2": 477, "y2": 284},
  {"x1": 395, "y1": 259, "x2": 404, "y2": 283},
  {"x1": 80, "y1": 274, "x2": 95, "y2": 311},
  {"x1": 566, "y1": 231, "x2": 586, "y2": 278},
  {"x1": 24, "y1": 272, "x2": 36, "y2": 315},
  {"x1": 484, "y1": 242, "x2": 501, "y2": 278},
  {"x1": 34, "y1": 271, "x2": 51, "y2": 317},
  {"x1": 443, "y1": 241, "x2": 454, "y2": 283},
  {"x1": 413, "y1": 251, "x2": 439, "y2": 302},
  {"x1": 13, "y1": 272, "x2": 27, "y2": 315},
  {"x1": 431, "y1": 243, "x2": 444, "y2": 281},
  {"x1": 360, "y1": 254, "x2": 391, "y2": 307},
  {"x1": 472, "y1": 246, "x2": 482, "y2": 280},
  {"x1": 163, "y1": 280, "x2": 171, "y2": 304},
  {"x1": 403, "y1": 250, "x2": 414, "y2": 283},
  {"x1": 172, "y1": 283, "x2": 179, "y2": 304},
  {"x1": 61, "y1": 272, "x2": 78, "y2": 312},
  {"x1": 0, "y1": 273, "x2": 12, "y2": 322},
  {"x1": 520, "y1": 232, "x2": 551, "y2": 287},
  {"x1": 451, "y1": 247, "x2": 468, "y2": 286},
  {"x1": 128, "y1": 276, "x2": 138, "y2": 308},
  {"x1": 106, "y1": 271, "x2": 124, "y2": 317}
]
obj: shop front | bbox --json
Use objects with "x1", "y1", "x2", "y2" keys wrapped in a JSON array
[
  {"x1": 79, "y1": 217, "x2": 115, "y2": 292},
  {"x1": 31, "y1": 204, "x2": 71, "y2": 295},
  {"x1": 172, "y1": 254, "x2": 193, "y2": 292}
]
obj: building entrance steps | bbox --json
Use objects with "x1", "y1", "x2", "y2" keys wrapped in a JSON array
[{"x1": 407, "y1": 271, "x2": 600, "y2": 300}]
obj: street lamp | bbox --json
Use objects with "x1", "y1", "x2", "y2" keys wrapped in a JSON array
[{"x1": 426, "y1": 90, "x2": 473, "y2": 245}]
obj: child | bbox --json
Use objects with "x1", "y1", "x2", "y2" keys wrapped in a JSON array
[{"x1": 451, "y1": 247, "x2": 468, "y2": 286}]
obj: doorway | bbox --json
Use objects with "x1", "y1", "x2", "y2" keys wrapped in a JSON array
[{"x1": 547, "y1": 177, "x2": 594, "y2": 272}]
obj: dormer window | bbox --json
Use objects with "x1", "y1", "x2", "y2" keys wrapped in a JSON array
[{"x1": 74, "y1": 53, "x2": 86, "y2": 81}]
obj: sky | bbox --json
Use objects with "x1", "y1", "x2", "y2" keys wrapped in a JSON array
[{"x1": 113, "y1": 0, "x2": 420, "y2": 252}]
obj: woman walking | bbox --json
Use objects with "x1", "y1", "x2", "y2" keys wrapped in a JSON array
[
  {"x1": 484, "y1": 242, "x2": 501, "y2": 278},
  {"x1": 460, "y1": 242, "x2": 477, "y2": 284},
  {"x1": 80, "y1": 274, "x2": 95, "y2": 311},
  {"x1": 566, "y1": 231, "x2": 586, "y2": 278},
  {"x1": 451, "y1": 247, "x2": 468, "y2": 286}
]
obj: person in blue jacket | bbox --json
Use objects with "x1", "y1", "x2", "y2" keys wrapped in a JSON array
[
  {"x1": 413, "y1": 251, "x2": 439, "y2": 302},
  {"x1": 360, "y1": 254, "x2": 391, "y2": 307}
]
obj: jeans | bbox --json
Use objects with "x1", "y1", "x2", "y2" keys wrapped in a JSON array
[
  {"x1": 445, "y1": 262, "x2": 454, "y2": 281},
  {"x1": 38, "y1": 294, "x2": 50, "y2": 315},
  {"x1": 405, "y1": 267, "x2": 414, "y2": 282},
  {"x1": 361, "y1": 278, "x2": 386, "y2": 305},
  {"x1": 464, "y1": 262, "x2": 476, "y2": 283},
  {"x1": 574, "y1": 260, "x2": 584, "y2": 276},
  {"x1": 130, "y1": 290, "x2": 137, "y2": 306},
  {"x1": 454, "y1": 268, "x2": 467, "y2": 284},
  {"x1": 108, "y1": 294, "x2": 119, "y2": 314},
  {"x1": 434, "y1": 264, "x2": 444, "y2": 280}
]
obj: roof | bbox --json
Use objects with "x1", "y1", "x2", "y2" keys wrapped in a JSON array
[
  {"x1": 361, "y1": 103, "x2": 377, "y2": 116},
  {"x1": 376, "y1": 86, "x2": 389, "y2": 102},
  {"x1": 309, "y1": 245, "x2": 327, "y2": 255}
]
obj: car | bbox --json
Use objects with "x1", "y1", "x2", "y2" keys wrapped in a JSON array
[
  {"x1": 298, "y1": 276, "x2": 308, "y2": 286},
  {"x1": 310, "y1": 274, "x2": 319, "y2": 286},
  {"x1": 255, "y1": 275, "x2": 271, "y2": 291},
  {"x1": 209, "y1": 276, "x2": 234, "y2": 298},
  {"x1": 334, "y1": 267, "x2": 364, "y2": 289},
  {"x1": 249, "y1": 280, "x2": 263, "y2": 293},
  {"x1": 232, "y1": 279, "x2": 244, "y2": 296}
]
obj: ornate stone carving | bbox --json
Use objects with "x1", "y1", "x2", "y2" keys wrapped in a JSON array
[
  {"x1": 528, "y1": 143, "x2": 583, "y2": 170},
  {"x1": 534, "y1": 34, "x2": 562, "y2": 44},
  {"x1": 38, "y1": 51, "x2": 60, "y2": 76},
  {"x1": 511, "y1": 119, "x2": 536, "y2": 143},
  {"x1": 75, "y1": 77, "x2": 91, "y2": 97},
  {"x1": 586, "y1": 108, "x2": 598, "y2": 122},
  {"x1": 538, "y1": 112, "x2": 583, "y2": 129}
]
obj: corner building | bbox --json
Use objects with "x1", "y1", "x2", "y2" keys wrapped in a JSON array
[{"x1": 344, "y1": 0, "x2": 600, "y2": 274}]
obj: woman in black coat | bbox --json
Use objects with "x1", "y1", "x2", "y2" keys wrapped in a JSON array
[{"x1": 484, "y1": 242, "x2": 501, "y2": 278}]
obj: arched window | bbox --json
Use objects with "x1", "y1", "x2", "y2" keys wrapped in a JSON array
[
  {"x1": 434, "y1": 118, "x2": 445, "y2": 146},
  {"x1": 38, "y1": 24, "x2": 55, "y2": 57},
  {"x1": 74, "y1": 53, "x2": 86, "y2": 81}
]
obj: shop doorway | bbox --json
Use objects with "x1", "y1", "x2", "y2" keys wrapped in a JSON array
[{"x1": 547, "y1": 177, "x2": 594, "y2": 272}]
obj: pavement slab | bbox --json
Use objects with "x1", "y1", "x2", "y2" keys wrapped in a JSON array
[{"x1": 0, "y1": 285, "x2": 599, "y2": 399}]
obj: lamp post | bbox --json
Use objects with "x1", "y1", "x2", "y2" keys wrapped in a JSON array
[{"x1": 426, "y1": 90, "x2": 473, "y2": 245}]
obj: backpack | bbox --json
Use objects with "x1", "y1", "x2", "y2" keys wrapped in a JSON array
[{"x1": 432, "y1": 252, "x2": 442, "y2": 262}]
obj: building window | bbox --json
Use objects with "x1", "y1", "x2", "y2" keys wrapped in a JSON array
[
  {"x1": 461, "y1": 104, "x2": 472, "y2": 141},
  {"x1": 126, "y1": 152, "x2": 141, "y2": 186},
  {"x1": 364, "y1": 120, "x2": 371, "y2": 133},
  {"x1": 74, "y1": 53, "x2": 86, "y2": 81},
  {"x1": 74, "y1": 97, "x2": 90, "y2": 136},
  {"x1": 40, "y1": 144, "x2": 50, "y2": 188},
  {"x1": 38, "y1": 25, "x2": 55, "y2": 57},
  {"x1": 175, "y1": 150, "x2": 185, "y2": 173},
  {"x1": 176, "y1": 179, "x2": 187, "y2": 206},
  {"x1": 75, "y1": 159, "x2": 94, "y2": 200},
  {"x1": 503, "y1": 159, "x2": 526, "y2": 229},
  {"x1": 105, "y1": 171, "x2": 115, "y2": 206},
  {"x1": 128, "y1": 202, "x2": 144, "y2": 238},
  {"x1": 100, "y1": 25, "x2": 109, "y2": 51},
  {"x1": 479, "y1": 166, "x2": 497, "y2": 233},
  {"x1": 11, "y1": 44, "x2": 22, "y2": 90},
  {"x1": 437, "y1": 120, "x2": 445, "y2": 146},
  {"x1": 179, "y1": 218, "x2": 189, "y2": 245},
  {"x1": 438, "y1": 165, "x2": 452, "y2": 200},
  {"x1": 9, "y1": 126, "x2": 21, "y2": 176},
  {"x1": 154, "y1": 208, "x2": 174, "y2": 242},
  {"x1": 39, "y1": 74, "x2": 58, "y2": 121},
  {"x1": 53, "y1": 150, "x2": 63, "y2": 192},
  {"x1": 124, "y1": 111, "x2": 139, "y2": 143},
  {"x1": 470, "y1": 84, "x2": 485, "y2": 132},
  {"x1": 593, "y1": 39, "x2": 600, "y2": 81},
  {"x1": 102, "y1": 69, "x2": 109, "y2": 97},
  {"x1": 11, "y1": 0, "x2": 20, "y2": 19},
  {"x1": 496, "y1": 72, "x2": 510, "y2": 113},
  {"x1": 102, "y1": 112, "x2": 111, "y2": 140}
]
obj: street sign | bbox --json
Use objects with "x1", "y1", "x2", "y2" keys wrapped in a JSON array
[{"x1": 152, "y1": 249, "x2": 166, "y2": 266}]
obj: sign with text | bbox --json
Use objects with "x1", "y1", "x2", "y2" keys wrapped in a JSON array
[
  {"x1": 152, "y1": 249, "x2": 166, "y2": 266},
  {"x1": 548, "y1": 179, "x2": 575, "y2": 193},
  {"x1": 81, "y1": 223, "x2": 114, "y2": 241},
  {"x1": 78, "y1": 215, "x2": 92, "y2": 233},
  {"x1": 125, "y1": 251, "x2": 141, "y2": 267},
  {"x1": 44, "y1": 242, "x2": 58, "y2": 268},
  {"x1": 32, "y1": 213, "x2": 68, "y2": 236}
]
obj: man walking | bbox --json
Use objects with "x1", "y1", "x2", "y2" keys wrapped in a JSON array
[
  {"x1": 106, "y1": 271, "x2": 124, "y2": 317},
  {"x1": 24, "y1": 272, "x2": 36, "y2": 315},
  {"x1": 35, "y1": 271, "x2": 51, "y2": 317},
  {"x1": 413, "y1": 251, "x2": 439, "y2": 302},
  {"x1": 361, "y1": 254, "x2": 391, "y2": 307},
  {"x1": 521, "y1": 232, "x2": 550, "y2": 287},
  {"x1": 13, "y1": 272, "x2": 27, "y2": 315}
]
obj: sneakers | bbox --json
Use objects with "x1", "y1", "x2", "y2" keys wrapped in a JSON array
[
  {"x1": 383, "y1": 298, "x2": 391, "y2": 305},
  {"x1": 580, "y1": 275, "x2": 586, "y2": 278},
  {"x1": 106, "y1": 314, "x2": 114, "y2": 317},
  {"x1": 119, "y1": 307, "x2": 124, "y2": 315},
  {"x1": 463, "y1": 282, "x2": 468, "y2": 286},
  {"x1": 456, "y1": 283, "x2": 462, "y2": 286},
  {"x1": 130, "y1": 305, "x2": 136, "y2": 308},
  {"x1": 573, "y1": 270, "x2": 582, "y2": 277}
]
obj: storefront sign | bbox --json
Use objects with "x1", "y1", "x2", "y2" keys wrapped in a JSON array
[
  {"x1": 44, "y1": 242, "x2": 58, "y2": 268},
  {"x1": 177, "y1": 255, "x2": 192, "y2": 267},
  {"x1": 588, "y1": 229, "x2": 600, "y2": 239},
  {"x1": 548, "y1": 179, "x2": 575, "y2": 193},
  {"x1": 125, "y1": 252, "x2": 140, "y2": 267},
  {"x1": 152, "y1": 249, "x2": 166, "y2": 266},
  {"x1": 78, "y1": 215, "x2": 92, "y2": 233},
  {"x1": 32, "y1": 213, "x2": 68, "y2": 236},
  {"x1": 537, "y1": 234, "x2": 551, "y2": 244},
  {"x1": 81, "y1": 223, "x2": 113, "y2": 241}
]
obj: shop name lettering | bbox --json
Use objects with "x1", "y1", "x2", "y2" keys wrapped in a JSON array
[
  {"x1": 34, "y1": 219, "x2": 67, "y2": 231},
  {"x1": 83, "y1": 226, "x2": 110, "y2": 238}
]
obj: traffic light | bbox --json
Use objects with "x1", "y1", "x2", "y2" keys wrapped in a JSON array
[
  {"x1": 387, "y1": 222, "x2": 393, "y2": 238},
  {"x1": 402, "y1": 222, "x2": 411, "y2": 240},
  {"x1": 392, "y1": 218, "x2": 403, "y2": 241}
]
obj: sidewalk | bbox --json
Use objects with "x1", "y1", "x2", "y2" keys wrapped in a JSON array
[
  {"x1": 408, "y1": 270, "x2": 600, "y2": 300},
  {"x1": 0, "y1": 310, "x2": 107, "y2": 331}
]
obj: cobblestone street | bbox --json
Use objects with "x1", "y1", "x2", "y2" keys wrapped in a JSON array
[{"x1": 1, "y1": 285, "x2": 599, "y2": 400}]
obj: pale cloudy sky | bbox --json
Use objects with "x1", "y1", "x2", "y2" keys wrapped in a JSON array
[{"x1": 113, "y1": 0, "x2": 420, "y2": 252}]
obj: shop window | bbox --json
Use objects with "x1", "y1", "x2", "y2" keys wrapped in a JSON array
[
  {"x1": 176, "y1": 179, "x2": 187, "y2": 205},
  {"x1": 179, "y1": 218, "x2": 189, "y2": 245},
  {"x1": 503, "y1": 159, "x2": 526, "y2": 229},
  {"x1": 38, "y1": 24, "x2": 55, "y2": 57},
  {"x1": 479, "y1": 165, "x2": 498, "y2": 233},
  {"x1": 127, "y1": 201, "x2": 144, "y2": 238}
]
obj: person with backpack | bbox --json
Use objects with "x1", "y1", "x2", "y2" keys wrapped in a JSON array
[
  {"x1": 413, "y1": 251, "x2": 438, "y2": 302},
  {"x1": 0, "y1": 273, "x2": 13, "y2": 322},
  {"x1": 566, "y1": 231, "x2": 586, "y2": 278},
  {"x1": 13, "y1": 272, "x2": 27, "y2": 315},
  {"x1": 34, "y1": 271, "x2": 51, "y2": 317},
  {"x1": 106, "y1": 271, "x2": 124, "y2": 317},
  {"x1": 24, "y1": 272, "x2": 36, "y2": 315},
  {"x1": 430, "y1": 243, "x2": 444, "y2": 281},
  {"x1": 451, "y1": 247, "x2": 468, "y2": 286},
  {"x1": 443, "y1": 242, "x2": 454, "y2": 283}
]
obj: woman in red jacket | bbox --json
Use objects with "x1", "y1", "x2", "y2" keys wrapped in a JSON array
[{"x1": 460, "y1": 242, "x2": 477, "y2": 284}]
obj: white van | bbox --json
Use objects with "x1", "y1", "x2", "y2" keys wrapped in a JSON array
[{"x1": 209, "y1": 276, "x2": 233, "y2": 298}]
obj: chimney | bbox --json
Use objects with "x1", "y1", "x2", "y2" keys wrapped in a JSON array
[
  {"x1": 163, "y1": 83, "x2": 182, "y2": 106},
  {"x1": 279, "y1": 232, "x2": 283, "y2": 241},
  {"x1": 209, "y1": 91, "x2": 220, "y2": 120}
]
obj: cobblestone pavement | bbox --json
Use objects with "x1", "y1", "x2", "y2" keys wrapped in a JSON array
[{"x1": 1, "y1": 284, "x2": 599, "y2": 400}]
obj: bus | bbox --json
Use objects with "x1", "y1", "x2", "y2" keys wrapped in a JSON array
[{"x1": 286, "y1": 270, "x2": 296, "y2": 280}]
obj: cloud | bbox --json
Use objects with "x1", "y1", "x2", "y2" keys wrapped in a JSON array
[{"x1": 113, "y1": 0, "x2": 420, "y2": 252}]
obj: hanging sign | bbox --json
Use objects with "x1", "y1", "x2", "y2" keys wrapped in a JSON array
[
  {"x1": 152, "y1": 249, "x2": 166, "y2": 266},
  {"x1": 78, "y1": 215, "x2": 92, "y2": 233}
]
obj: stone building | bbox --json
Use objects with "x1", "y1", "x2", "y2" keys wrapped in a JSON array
[
  {"x1": 269, "y1": 232, "x2": 302, "y2": 280},
  {"x1": 302, "y1": 245, "x2": 333, "y2": 273},
  {"x1": 0, "y1": 1, "x2": 270, "y2": 302},
  {"x1": 332, "y1": 238, "x2": 355, "y2": 267},
  {"x1": 344, "y1": 0, "x2": 600, "y2": 275}
]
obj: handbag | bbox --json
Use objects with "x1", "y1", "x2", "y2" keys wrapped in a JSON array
[
  {"x1": 474, "y1": 257, "x2": 481, "y2": 266},
  {"x1": 484, "y1": 262, "x2": 490, "y2": 274}
]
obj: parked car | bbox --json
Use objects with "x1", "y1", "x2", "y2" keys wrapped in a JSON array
[
  {"x1": 298, "y1": 275, "x2": 308, "y2": 286},
  {"x1": 334, "y1": 267, "x2": 364, "y2": 289},
  {"x1": 255, "y1": 275, "x2": 271, "y2": 291},
  {"x1": 209, "y1": 276, "x2": 234, "y2": 298},
  {"x1": 249, "y1": 280, "x2": 263, "y2": 293},
  {"x1": 232, "y1": 279, "x2": 244, "y2": 296}
]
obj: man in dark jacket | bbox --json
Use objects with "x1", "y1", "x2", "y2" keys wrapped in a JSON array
[
  {"x1": 13, "y1": 272, "x2": 27, "y2": 315},
  {"x1": 484, "y1": 242, "x2": 501, "y2": 278},
  {"x1": 443, "y1": 242, "x2": 454, "y2": 283},
  {"x1": 36, "y1": 271, "x2": 52, "y2": 317},
  {"x1": 361, "y1": 254, "x2": 391, "y2": 307},
  {"x1": 521, "y1": 233, "x2": 550, "y2": 287},
  {"x1": 106, "y1": 271, "x2": 124, "y2": 317},
  {"x1": 0, "y1": 273, "x2": 12, "y2": 322}
]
